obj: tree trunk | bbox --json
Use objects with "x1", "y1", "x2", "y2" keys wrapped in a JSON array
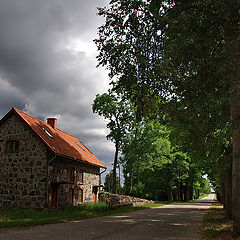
[
  {"x1": 224, "y1": 165, "x2": 232, "y2": 218},
  {"x1": 216, "y1": 191, "x2": 222, "y2": 203},
  {"x1": 137, "y1": 156, "x2": 140, "y2": 183},
  {"x1": 186, "y1": 168, "x2": 194, "y2": 201},
  {"x1": 167, "y1": 165, "x2": 173, "y2": 201},
  {"x1": 118, "y1": 163, "x2": 121, "y2": 194},
  {"x1": 129, "y1": 128, "x2": 138, "y2": 195},
  {"x1": 187, "y1": 180, "x2": 193, "y2": 201},
  {"x1": 232, "y1": 100, "x2": 240, "y2": 234},
  {"x1": 226, "y1": 28, "x2": 240, "y2": 236},
  {"x1": 224, "y1": 2, "x2": 239, "y2": 234},
  {"x1": 180, "y1": 182, "x2": 184, "y2": 201},
  {"x1": 167, "y1": 186, "x2": 173, "y2": 201},
  {"x1": 129, "y1": 158, "x2": 133, "y2": 195},
  {"x1": 112, "y1": 141, "x2": 119, "y2": 194},
  {"x1": 184, "y1": 179, "x2": 191, "y2": 201}
]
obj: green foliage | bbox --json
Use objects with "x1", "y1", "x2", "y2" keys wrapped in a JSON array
[
  {"x1": 92, "y1": 90, "x2": 134, "y2": 193},
  {"x1": 120, "y1": 118, "x2": 205, "y2": 201},
  {"x1": 95, "y1": 0, "x2": 239, "y2": 211},
  {"x1": 201, "y1": 178, "x2": 212, "y2": 195},
  {"x1": 104, "y1": 171, "x2": 122, "y2": 194},
  {"x1": 193, "y1": 176, "x2": 212, "y2": 198},
  {"x1": 92, "y1": 90, "x2": 133, "y2": 145}
]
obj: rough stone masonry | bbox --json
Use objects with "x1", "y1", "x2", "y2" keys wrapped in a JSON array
[{"x1": 0, "y1": 113, "x2": 101, "y2": 208}]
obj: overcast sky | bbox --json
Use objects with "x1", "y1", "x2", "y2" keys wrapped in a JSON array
[{"x1": 0, "y1": 0, "x2": 115, "y2": 177}]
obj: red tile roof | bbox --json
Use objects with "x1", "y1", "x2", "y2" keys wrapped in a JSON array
[{"x1": 1, "y1": 108, "x2": 106, "y2": 168}]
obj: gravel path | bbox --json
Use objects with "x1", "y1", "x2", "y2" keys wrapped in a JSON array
[{"x1": 0, "y1": 194, "x2": 215, "y2": 240}]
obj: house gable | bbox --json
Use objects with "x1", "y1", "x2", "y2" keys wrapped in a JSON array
[
  {"x1": 0, "y1": 113, "x2": 49, "y2": 208},
  {"x1": 6, "y1": 108, "x2": 106, "y2": 168}
]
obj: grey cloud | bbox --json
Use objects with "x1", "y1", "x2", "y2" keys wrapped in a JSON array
[
  {"x1": 0, "y1": 78, "x2": 26, "y2": 116},
  {"x1": 0, "y1": 0, "x2": 113, "y2": 176},
  {"x1": 0, "y1": 0, "x2": 106, "y2": 95}
]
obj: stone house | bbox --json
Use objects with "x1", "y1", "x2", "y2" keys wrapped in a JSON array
[{"x1": 0, "y1": 108, "x2": 106, "y2": 208}]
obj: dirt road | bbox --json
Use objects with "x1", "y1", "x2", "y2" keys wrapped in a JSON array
[{"x1": 0, "y1": 194, "x2": 214, "y2": 240}]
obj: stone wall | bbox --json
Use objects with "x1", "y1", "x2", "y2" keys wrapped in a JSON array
[
  {"x1": 0, "y1": 113, "x2": 101, "y2": 209},
  {"x1": 49, "y1": 158, "x2": 100, "y2": 206},
  {"x1": 99, "y1": 192, "x2": 154, "y2": 206},
  {"x1": 84, "y1": 165, "x2": 100, "y2": 202},
  {"x1": 0, "y1": 114, "x2": 48, "y2": 208}
]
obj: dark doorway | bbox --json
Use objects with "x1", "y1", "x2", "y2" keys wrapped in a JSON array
[
  {"x1": 93, "y1": 186, "x2": 98, "y2": 202},
  {"x1": 51, "y1": 184, "x2": 59, "y2": 209}
]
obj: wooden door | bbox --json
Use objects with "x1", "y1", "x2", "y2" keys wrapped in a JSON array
[{"x1": 93, "y1": 186, "x2": 98, "y2": 202}]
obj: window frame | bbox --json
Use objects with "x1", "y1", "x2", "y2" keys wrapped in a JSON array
[
  {"x1": 78, "y1": 187, "x2": 84, "y2": 205},
  {"x1": 5, "y1": 138, "x2": 21, "y2": 153},
  {"x1": 69, "y1": 167, "x2": 75, "y2": 183},
  {"x1": 78, "y1": 169, "x2": 84, "y2": 185},
  {"x1": 68, "y1": 186, "x2": 75, "y2": 205}
]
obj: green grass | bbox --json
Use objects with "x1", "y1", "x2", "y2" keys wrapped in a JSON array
[
  {"x1": 0, "y1": 195, "x2": 208, "y2": 228},
  {"x1": 0, "y1": 202, "x2": 165, "y2": 228},
  {"x1": 203, "y1": 201, "x2": 234, "y2": 240}
]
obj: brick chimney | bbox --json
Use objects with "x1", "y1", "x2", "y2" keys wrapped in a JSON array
[{"x1": 47, "y1": 118, "x2": 57, "y2": 129}]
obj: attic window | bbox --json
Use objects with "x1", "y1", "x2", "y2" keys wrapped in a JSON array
[
  {"x1": 40, "y1": 126, "x2": 53, "y2": 138},
  {"x1": 6, "y1": 139, "x2": 20, "y2": 152},
  {"x1": 75, "y1": 142, "x2": 85, "y2": 151}
]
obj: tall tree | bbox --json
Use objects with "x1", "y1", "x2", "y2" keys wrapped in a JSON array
[
  {"x1": 92, "y1": 90, "x2": 133, "y2": 193},
  {"x1": 121, "y1": 119, "x2": 200, "y2": 201},
  {"x1": 122, "y1": 120, "x2": 172, "y2": 196},
  {"x1": 104, "y1": 171, "x2": 121, "y2": 193},
  {"x1": 95, "y1": 0, "x2": 239, "y2": 233}
]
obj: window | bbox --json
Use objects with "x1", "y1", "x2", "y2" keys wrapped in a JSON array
[
  {"x1": 75, "y1": 142, "x2": 85, "y2": 151},
  {"x1": 69, "y1": 187, "x2": 75, "y2": 205},
  {"x1": 40, "y1": 126, "x2": 53, "y2": 138},
  {"x1": 5, "y1": 139, "x2": 20, "y2": 152},
  {"x1": 70, "y1": 167, "x2": 75, "y2": 183},
  {"x1": 78, "y1": 170, "x2": 84, "y2": 184},
  {"x1": 78, "y1": 188, "x2": 83, "y2": 204}
]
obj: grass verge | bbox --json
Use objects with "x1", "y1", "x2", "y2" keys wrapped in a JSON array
[
  {"x1": 203, "y1": 202, "x2": 234, "y2": 239},
  {"x1": 0, "y1": 202, "x2": 165, "y2": 228}
]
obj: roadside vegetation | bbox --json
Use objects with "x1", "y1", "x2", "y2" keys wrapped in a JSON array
[
  {"x1": 0, "y1": 202, "x2": 165, "y2": 228},
  {"x1": 93, "y1": 0, "x2": 239, "y2": 235},
  {"x1": 0, "y1": 194, "x2": 209, "y2": 228},
  {"x1": 203, "y1": 201, "x2": 234, "y2": 239}
]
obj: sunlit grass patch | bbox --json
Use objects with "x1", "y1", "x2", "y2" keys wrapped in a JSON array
[
  {"x1": 138, "y1": 202, "x2": 165, "y2": 208},
  {"x1": 203, "y1": 203, "x2": 233, "y2": 240},
  {"x1": 0, "y1": 202, "x2": 165, "y2": 228}
]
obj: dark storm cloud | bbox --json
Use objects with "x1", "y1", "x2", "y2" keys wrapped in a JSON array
[
  {"x1": 0, "y1": 0, "x2": 113, "y2": 173},
  {"x1": 0, "y1": 0, "x2": 106, "y2": 94},
  {"x1": 0, "y1": 79, "x2": 26, "y2": 116}
]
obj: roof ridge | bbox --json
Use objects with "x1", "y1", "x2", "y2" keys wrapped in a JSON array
[
  {"x1": 13, "y1": 108, "x2": 46, "y2": 125},
  {"x1": 7, "y1": 107, "x2": 106, "y2": 168},
  {"x1": 12, "y1": 108, "x2": 56, "y2": 154},
  {"x1": 14, "y1": 109, "x2": 84, "y2": 144}
]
